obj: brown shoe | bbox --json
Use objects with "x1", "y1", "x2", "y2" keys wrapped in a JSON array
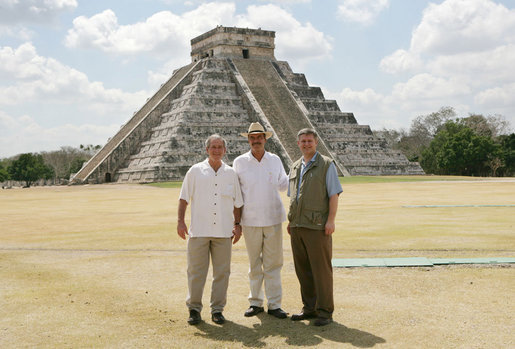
[
  {"x1": 314, "y1": 317, "x2": 333, "y2": 326},
  {"x1": 291, "y1": 311, "x2": 317, "y2": 321}
]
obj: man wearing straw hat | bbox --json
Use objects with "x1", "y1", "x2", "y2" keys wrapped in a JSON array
[{"x1": 233, "y1": 122, "x2": 289, "y2": 319}]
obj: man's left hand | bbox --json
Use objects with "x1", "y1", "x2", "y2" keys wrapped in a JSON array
[{"x1": 232, "y1": 225, "x2": 242, "y2": 244}]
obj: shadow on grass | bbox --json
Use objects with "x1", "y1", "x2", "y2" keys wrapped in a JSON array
[{"x1": 194, "y1": 314, "x2": 385, "y2": 347}]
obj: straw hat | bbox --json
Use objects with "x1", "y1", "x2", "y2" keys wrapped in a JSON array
[{"x1": 240, "y1": 122, "x2": 273, "y2": 139}]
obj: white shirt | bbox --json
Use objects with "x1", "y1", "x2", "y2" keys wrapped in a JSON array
[
  {"x1": 180, "y1": 159, "x2": 243, "y2": 238},
  {"x1": 233, "y1": 151, "x2": 288, "y2": 227}
]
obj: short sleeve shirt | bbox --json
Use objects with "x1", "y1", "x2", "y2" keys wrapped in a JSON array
[
  {"x1": 179, "y1": 159, "x2": 243, "y2": 238},
  {"x1": 233, "y1": 151, "x2": 288, "y2": 226}
]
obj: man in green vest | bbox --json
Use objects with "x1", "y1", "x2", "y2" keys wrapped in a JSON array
[{"x1": 287, "y1": 128, "x2": 342, "y2": 326}]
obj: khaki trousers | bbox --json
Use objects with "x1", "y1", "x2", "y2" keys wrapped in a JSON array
[
  {"x1": 186, "y1": 237, "x2": 232, "y2": 314},
  {"x1": 290, "y1": 227, "x2": 333, "y2": 318},
  {"x1": 242, "y1": 224, "x2": 283, "y2": 309}
]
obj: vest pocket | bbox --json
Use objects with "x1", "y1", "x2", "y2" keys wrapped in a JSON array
[{"x1": 302, "y1": 208, "x2": 324, "y2": 226}]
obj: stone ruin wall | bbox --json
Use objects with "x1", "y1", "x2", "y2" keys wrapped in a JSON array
[{"x1": 191, "y1": 26, "x2": 275, "y2": 62}]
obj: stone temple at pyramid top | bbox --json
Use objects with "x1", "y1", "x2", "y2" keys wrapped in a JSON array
[{"x1": 191, "y1": 26, "x2": 276, "y2": 62}]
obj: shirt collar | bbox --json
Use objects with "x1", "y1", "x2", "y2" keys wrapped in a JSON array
[
  {"x1": 249, "y1": 150, "x2": 269, "y2": 162},
  {"x1": 301, "y1": 151, "x2": 318, "y2": 167},
  {"x1": 202, "y1": 158, "x2": 225, "y2": 172}
]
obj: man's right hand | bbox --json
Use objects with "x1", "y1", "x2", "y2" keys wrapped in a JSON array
[{"x1": 177, "y1": 221, "x2": 188, "y2": 240}]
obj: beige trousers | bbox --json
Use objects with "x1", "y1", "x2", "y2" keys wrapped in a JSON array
[
  {"x1": 242, "y1": 223, "x2": 283, "y2": 310},
  {"x1": 186, "y1": 237, "x2": 232, "y2": 314}
]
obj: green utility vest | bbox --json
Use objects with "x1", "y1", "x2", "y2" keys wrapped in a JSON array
[{"x1": 288, "y1": 153, "x2": 333, "y2": 230}]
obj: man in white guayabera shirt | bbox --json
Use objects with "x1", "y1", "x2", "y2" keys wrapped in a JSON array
[
  {"x1": 177, "y1": 134, "x2": 243, "y2": 326},
  {"x1": 233, "y1": 122, "x2": 289, "y2": 319}
]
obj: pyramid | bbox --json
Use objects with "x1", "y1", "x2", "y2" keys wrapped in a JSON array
[{"x1": 71, "y1": 26, "x2": 423, "y2": 184}]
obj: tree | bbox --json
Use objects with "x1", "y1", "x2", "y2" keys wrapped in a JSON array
[
  {"x1": 373, "y1": 106, "x2": 513, "y2": 176},
  {"x1": 8, "y1": 153, "x2": 54, "y2": 187},
  {"x1": 376, "y1": 128, "x2": 422, "y2": 162},
  {"x1": 460, "y1": 114, "x2": 511, "y2": 138},
  {"x1": 420, "y1": 122, "x2": 500, "y2": 176},
  {"x1": 41, "y1": 145, "x2": 100, "y2": 183},
  {"x1": 375, "y1": 107, "x2": 457, "y2": 163},
  {"x1": 409, "y1": 106, "x2": 456, "y2": 148},
  {"x1": 0, "y1": 162, "x2": 9, "y2": 182},
  {"x1": 497, "y1": 133, "x2": 515, "y2": 176}
]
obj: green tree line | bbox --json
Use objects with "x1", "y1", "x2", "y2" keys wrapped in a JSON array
[
  {"x1": 0, "y1": 145, "x2": 101, "y2": 187},
  {"x1": 376, "y1": 107, "x2": 514, "y2": 177}
]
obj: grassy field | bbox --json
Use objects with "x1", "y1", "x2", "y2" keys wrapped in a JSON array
[{"x1": 1, "y1": 176, "x2": 514, "y2": 348}]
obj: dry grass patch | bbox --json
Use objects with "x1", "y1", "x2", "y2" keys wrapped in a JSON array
[{"x1": 1, "y1": 178, "x2": 514, "y2": 348}]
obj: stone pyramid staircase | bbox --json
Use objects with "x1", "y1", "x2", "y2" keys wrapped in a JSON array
[{"x1": 272, "y1": 61, "x2": 425, "y2": 175}]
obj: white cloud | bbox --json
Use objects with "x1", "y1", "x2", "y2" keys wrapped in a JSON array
[
  {"x1": 427, "y1": 44, "x2": 515, "y2": 87},
  {"x1": 0, "y1": 43, "x2": 147, "y2": 116},
  {"x1": 0, "y1": 110, "x2": 118, "y2": 157},
  {"x1": 337, "y1": 0, "x2": 389, "y2": 26},
  {"x1": 0, "y1": 24, "x2": 34, "y2": 40},
  {"x1": 391, "y1": 73, "x2": 471, "y2": 101},
  {"x1": 257, "y1": 0, "x2": 311, "y2": 3},
  {"x1": 65, "y1": 3, "x2": 332, "y2": 67},
  {"x1": 236, "y1": 4, "x2": 332, "y2": 65},
  {"x1": 374, "y1": 0, "x2": 515, "y2": 128},
  {"x1": 475, "y1": 82, "x2": 515, "y2": 109},
  {"x1": 65, "y1": 3, "x2": 236, "y2": 56},
  {"x1": 337, "y1": 87, "x2": 385, "y2": 107},
  {"x1": 382, "y1": 0, "x2": 515, "y2": 74},
  {"x1": 379, "y1": 49, "x2": 423, "y2": 74},
  {"x1": 0, "y1": 0, "x2": 77, "y2": 24},
  {"x1": 323, "y1": 73, "x2": 476, "y2": 130},
  {"x1": 411, "y1": 0, "x2": 515, "y2": 56}
]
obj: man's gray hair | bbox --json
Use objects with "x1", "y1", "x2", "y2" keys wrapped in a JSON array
[
  {"x1": 205, "y1": 134, "x2": 227, "y2": 149},
  {"x1": 297, "y1": 128, "x2": 318, "y2": 140}
]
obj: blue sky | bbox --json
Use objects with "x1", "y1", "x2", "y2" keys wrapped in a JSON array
[{"x1": 1, "y1": 0, "x2": 514, "y2": 158}]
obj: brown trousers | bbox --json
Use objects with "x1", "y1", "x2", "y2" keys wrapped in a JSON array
[{"x1": 290, "y1": 227, "x2": 333, "y2": 318}]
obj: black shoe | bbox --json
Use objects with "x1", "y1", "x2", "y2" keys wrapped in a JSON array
[
  {"x1": 268, "y1": 308, "x2": 288, "y2": 319},
  {"x1": 314, "y1": 317, "x2": 333, "y2": 326},
  {"x1": 244, "y1": 306, "x2": 264, "y2": 317},
  {"x1": 291, "y1": 311, "x2": 317, "y2": 321},
  {"x1": 212, "y1": 312, "x2": 225, "y2": 324},
  {"x1": 187, "y1": 309, "x2": 201, "y2": 325}
]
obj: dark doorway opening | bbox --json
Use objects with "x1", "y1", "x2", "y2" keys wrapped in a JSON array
[
  {"x1": 105, "y1": 172, "x2": 111, "y2": 183},
  {"x1": 242, "y1": 49, "x2": 249, "y2": 59}
]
